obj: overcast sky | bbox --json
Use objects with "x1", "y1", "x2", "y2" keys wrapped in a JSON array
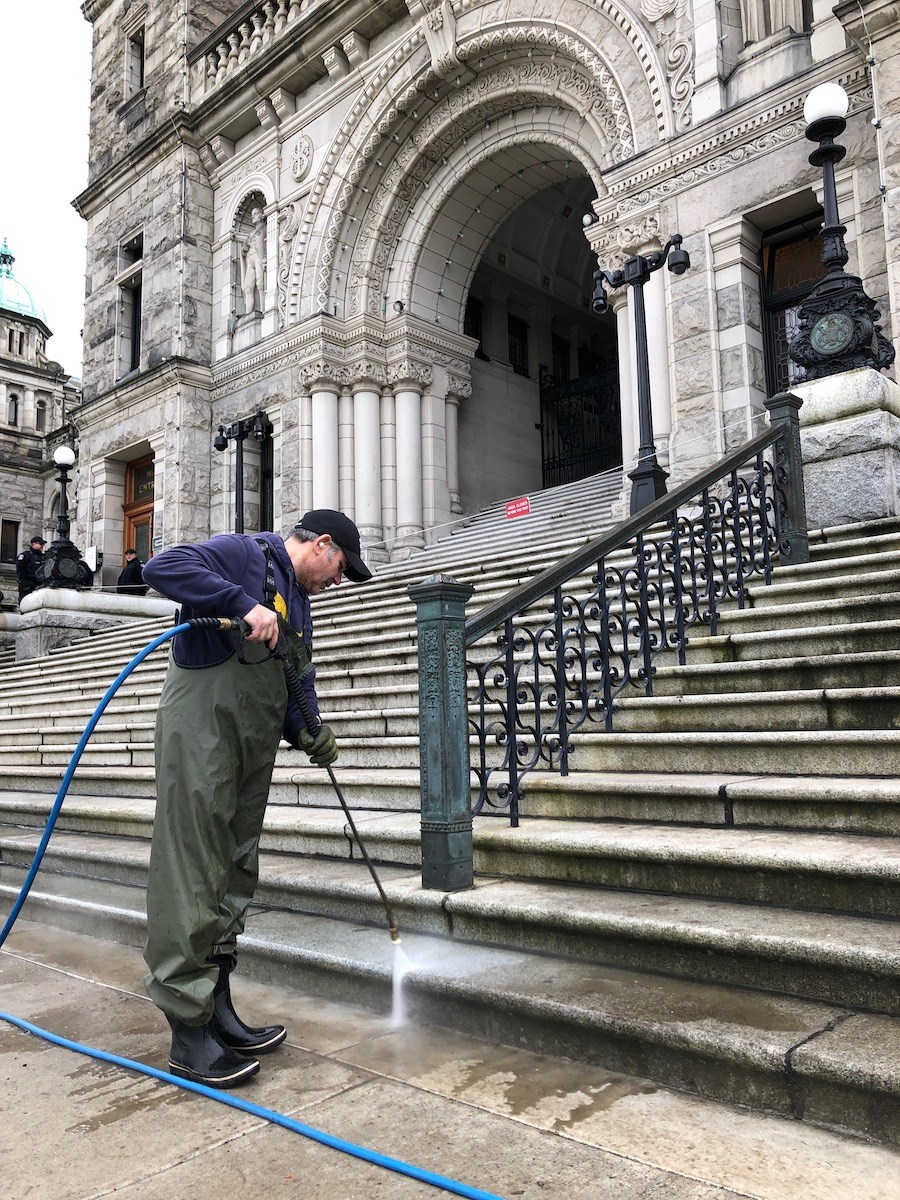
[{"x1": 2, "y1": 3, "x2": 92, "y2": 378}]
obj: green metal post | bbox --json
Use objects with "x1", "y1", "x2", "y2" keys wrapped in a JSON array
[
  {"x1": 764, "y1": 391, "x2": 810, "y2": 564},
  {"x1": 408, "y1": 574, "x2": 475, "y2": 891}
]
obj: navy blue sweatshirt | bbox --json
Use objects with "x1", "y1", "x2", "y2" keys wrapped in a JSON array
[{"x1": 142, "y1": 533, "x2": 319, "y2": 742}]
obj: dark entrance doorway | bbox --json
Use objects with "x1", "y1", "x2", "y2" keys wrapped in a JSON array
[{"x1": 538, "y1": 363, "x2": 622, "y2": 489}]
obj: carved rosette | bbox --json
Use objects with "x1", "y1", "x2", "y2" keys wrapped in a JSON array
[{"x1": 290, "y1": 135, "x2": 314, "y2": 183}]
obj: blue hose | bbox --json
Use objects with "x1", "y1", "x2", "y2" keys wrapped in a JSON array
[
  {"x1": 0, "y1": 622, "x2": 506, "y2": 1200},
  {"x1": 0, "y1": 620, "x2": 191, "y2": 950}
]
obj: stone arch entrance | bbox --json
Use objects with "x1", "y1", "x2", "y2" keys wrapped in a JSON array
[{"x1": 281, "y1": 0, "x2": 672, "y2": 553}]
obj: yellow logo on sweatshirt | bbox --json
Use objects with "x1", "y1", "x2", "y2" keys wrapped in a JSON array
[{"x1": 274, "y1": 592, "x2": 288, "y2": 620}]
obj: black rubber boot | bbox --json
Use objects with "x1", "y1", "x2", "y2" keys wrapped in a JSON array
[
  {"x1": 166, "y1": 1016, "x2": 260, "y2": 1088},
  {"x1": 210, "y1": 956, "x2": 287, "y2": 1055}
]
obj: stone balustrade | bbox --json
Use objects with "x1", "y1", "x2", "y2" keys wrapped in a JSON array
[{"x1": 196, "y1": 0, "x2": 315, "y2": 97}]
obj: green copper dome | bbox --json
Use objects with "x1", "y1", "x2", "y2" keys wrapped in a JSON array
[{"x1": 0, "y1": 240, "x2": 48, "y2": 325}]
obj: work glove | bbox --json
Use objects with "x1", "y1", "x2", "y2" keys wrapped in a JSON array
[{"x1": 295, "y1": 723, "x2": 338, "y2": 768}]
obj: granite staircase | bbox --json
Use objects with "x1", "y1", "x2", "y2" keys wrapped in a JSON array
[{"x1": 1, "y1": 467, "x2": 899, "y2": 1146}]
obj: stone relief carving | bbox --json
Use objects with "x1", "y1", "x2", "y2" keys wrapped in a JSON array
[
  {"x1": 278, "y1": 200, "x2": 303, "y2": 330},
  {"x1": 611, "y1": 75, "x2": 870, "y2": 214},
  {"x1": 289, "y1": 16, "x2": 648, "y2": 322},
  {"x1": 333, "y1": 55, "x2": 628, "y2": 317},
  {"x1": 639, "y1": 0, "x2": 694, "y2": 132},
  {"x1": 407, "y1": 0, "x2": 463, "y2": 80}
]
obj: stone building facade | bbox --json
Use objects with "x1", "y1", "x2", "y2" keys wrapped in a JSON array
[
  {"x1": 0, "y1": 242, "x2": 80, "y2": 608},
  {"x1": 75, "y1": 0, "x2": 899, "y2": 580}
]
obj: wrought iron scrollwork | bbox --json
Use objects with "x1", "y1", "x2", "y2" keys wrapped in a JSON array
[{"x1": 467, "y1": 431, "x2": 793, "y2": 824}]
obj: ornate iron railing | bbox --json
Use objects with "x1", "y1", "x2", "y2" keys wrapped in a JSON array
[{"x1": 464, "y1": 394, "x2": 808, "y2": 825}]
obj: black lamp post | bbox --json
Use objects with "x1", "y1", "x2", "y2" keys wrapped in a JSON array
[
  {"x1": 213, "y1": 410, "x2": 273, "y2": 534},
  {"x1": 592, "y1": 234, "x2": 690, "y2": 514},
  {"x1": 36, "y1": 444, "x2": 94, "y2": 589},
  {"x1": 789, "y1": 82, "x2": 895, "y2": 379}
]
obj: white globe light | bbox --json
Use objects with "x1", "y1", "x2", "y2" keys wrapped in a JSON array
[
  {"x1": 582, "y1": 213, "x2": 595, "y2": 228},
  {"x1": 803, "y1": 82, "x2": 849, "y2": 127},
  {"x1": 53, "y1": 444, "x2": 76, "y2": 468}
]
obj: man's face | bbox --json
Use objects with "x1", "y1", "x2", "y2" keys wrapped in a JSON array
[
  {"x1": 299, "y1": 539, "x2": 346, "y2": 595},
  {"x1": 31, "y1": 541, "x2": 43, "y2": 551}
]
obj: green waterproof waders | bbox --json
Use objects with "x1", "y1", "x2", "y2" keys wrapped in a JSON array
[{"x1": 144, "y1": 642, "x2": 287, "y2": 1024}]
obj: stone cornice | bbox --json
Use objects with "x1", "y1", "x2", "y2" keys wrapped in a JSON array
[
  {"x1": 75, "y1": 358, "x2": 214, "y2": 428},
  {"x1": 81, "y1": 0, "x2": 113, "y2": 22},
  {"x1": 212, "y1": 312, "x2": 477, "y2": 395},
  {"x1": 598, "y1": 53, "x2": 869, "y2": 217},
  {"x1": 74, "y1": 113, "x2": 200, "y2": 218},
  {"x1": 834, "y1": 0, "x2": 900, "y2": 46}
]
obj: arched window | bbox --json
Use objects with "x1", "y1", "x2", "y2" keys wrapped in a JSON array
[
  {"x1": 35, "y1": 399, "x2": 47, "y2": 432},
  {"x1": 7, "y1": 394, "x2": 18, "y2": 425}
]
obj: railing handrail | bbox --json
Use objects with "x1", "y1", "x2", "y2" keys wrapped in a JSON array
[{"x1": 465, "y1": 421, "x2": 781, "y2": 646}]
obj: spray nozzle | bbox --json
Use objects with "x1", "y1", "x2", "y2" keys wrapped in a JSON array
[{"x1": 390, "y1": 926, "x2": 402, "y2": 944}]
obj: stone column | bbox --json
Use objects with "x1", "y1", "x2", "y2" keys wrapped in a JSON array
[
  {"x1": 445, "y1": 393, "x2": 462, "y2": 514},
  {"x1": 311, "y1": 382, "x2": 339, "y2": 509},
  {"x1": 612, "y1": 289, "x2": 635, "y2": 472},
  {"x1": 708, "y1": 216, "x2": 766, "y2": 449},
  {"x1": 612, "y1": 290, "x2": 636, "y2": 518},
  {"x1": 394, "y1": 381, "x2": 425, "y2": 556},
  {"x1": 421, "y1": 366, "x2": 451, "y2": 535},
  {"x1": 21, "y1": 388, "x2": 36, "y2": 431},
  {"x1": 645, "y1": 269, "x2": 672, "y2": 468},
  {"x1": 212, "y1": 232, "x2": 234, "y2": 362},
  {"x1": 353, "y1": 382, "x2": 385, "y2": 558},
  {"x1": 380, "y1": 385, "x2": 397, "y2": 553},
  {"x1": 299, "y1": 387, "x2": 313, "y2": 513},
  {"x1": 338, "y1": 385, "x2": 354, "y2": 516}
]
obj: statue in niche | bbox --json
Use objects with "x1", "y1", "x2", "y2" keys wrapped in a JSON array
[{"x1": 240, "y1": 205, "x2": 266, "y2": 314}]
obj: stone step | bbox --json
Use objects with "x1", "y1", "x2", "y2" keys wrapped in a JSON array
[
  {"x1": 684, "y1": 615, "x2": 900, "y2": 664},
  {"x1": 5, "y1": 680, "x2": 898, "y2": 753},
  {"x1": 613, "y1": 686, "x2": 900, "y2": 734},
  {"x1": 653, "y1": 649, "x2": 900, "y2": 696},
  {"x1": 1, "y1": 863, "x2": 897, "y2": 1145},
  {"x1": 744, "y1": 567, "x2": 900, "y2": 610},
  {"x1": 707, "y1": 592, "x2": 900, "y2": 637},
  {"x1": 2, "y1": 826, "x2": 899, "y2": 1016},
  {"x1": 808, "y1": 527, "x2": 900, "y2": 562},
  {"x1": 566, "y1": 728, "x2": 900, "y2": 777},
  {"x1": 2, "y1": 762, "x2": 899, "y2": 834},
  {"x1": 3, "y1": 793, "x2": 897, "y2": 919}
]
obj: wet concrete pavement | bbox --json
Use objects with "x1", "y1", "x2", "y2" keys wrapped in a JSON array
[{"x1": 1, "y1": 921, "x2": 898, "y2": 1200}]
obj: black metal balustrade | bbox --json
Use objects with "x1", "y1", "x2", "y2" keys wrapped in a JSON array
[{"x1": 463, "y1": 393, "x2": 808, "y2": 825}]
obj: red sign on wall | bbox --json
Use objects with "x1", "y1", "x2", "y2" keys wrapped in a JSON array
[{"x1": 505, "y1": 496, "x2": 532, "y2": 520}]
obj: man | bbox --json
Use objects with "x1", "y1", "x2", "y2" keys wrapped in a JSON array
[
  {"x1": 16, "y1": 536, "x2": 46, "y2": 605},
  {"x1": 116, "y1": 548, "x2": 148, "y2": 596},
  {"x1": 141, "y1": 510, "x2": 372, "y2": 1088}
]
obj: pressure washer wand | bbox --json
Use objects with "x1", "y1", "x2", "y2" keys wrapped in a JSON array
[{"x1": 270, "y1": 629, "x2": 401, "y2": 945}]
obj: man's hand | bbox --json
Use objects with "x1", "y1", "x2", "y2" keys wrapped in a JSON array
[
  {"x1": 295, "y1": 724, "x2": 338, "y2": 767},
  {"x1": 242, "y1": 603, "x2": 279, "y2": 649}
]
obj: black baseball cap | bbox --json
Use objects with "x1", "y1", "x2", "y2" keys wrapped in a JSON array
[
  {"x1": 294, "y1": 509, "x2": 372, "y2": 582},
  {"x1": 30, "y1": 536, "x2": 46, "y2": 545}
]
